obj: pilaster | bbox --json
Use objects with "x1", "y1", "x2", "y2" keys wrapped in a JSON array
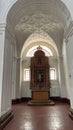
[
  {"x1": 57, "y1": 55, "x2": 66, "y2": 97},
  {"x1": 0, "y1": 24, "x2": 6, "y2": 117}
]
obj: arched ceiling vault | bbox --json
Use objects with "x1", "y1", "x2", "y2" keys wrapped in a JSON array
[
  {"x1": 7, "y1": 0, "x2": 71, "y2": 29},
  {"x1": 21, "y1": 32, "x2": 58, "y2": 59},
  {"x1": 4, "y1": 0, "x2": 72, "y2": 56}
]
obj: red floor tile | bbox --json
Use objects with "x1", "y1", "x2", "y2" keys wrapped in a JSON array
[{"x1": 4, "y1": 102, "x2": 73, "y2": 130}]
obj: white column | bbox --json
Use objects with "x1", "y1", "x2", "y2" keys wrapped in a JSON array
[
  {"x1": 1, "y1": 36, "x2": 12, "y2": 116},
  {"x1": 63, "y1": 41, "x2": 70, "y2": 99},
  {"x1": 66, "y1": 33, "x2": 73, "y2": 109},
  {"x1": 58, "y1": 56, "x2": 66, "y2": 97},
  {"x1": 0, "y1": 24, "x2": 5, "y2": 117},
  {"x1": 0, "y1": 26, "x2": 15, "y2": 116},
  {"x1": 11, "y1": 42, "x2": 17, "y2": 100},
  {"x1": 11, "y1": 57, "x2": 17, "y2": 99},
  {"x1": 16, "y1": 58, "x2": 21, "y2": 99}
]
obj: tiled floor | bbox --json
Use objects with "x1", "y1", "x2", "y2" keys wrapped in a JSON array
[{"x1": 4, "y1": 102, "x2": 73, "y2": 130}]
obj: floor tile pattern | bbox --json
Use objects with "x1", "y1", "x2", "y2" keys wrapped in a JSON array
[{"x1": 4, "y1": 102, "x2": 73, "y2": 130}]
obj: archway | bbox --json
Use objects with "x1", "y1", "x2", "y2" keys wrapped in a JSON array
[
  {"x1": 20, "y1": 32, "x2": 61, "y2": 99},
  {"x1": 0, "y1": 0, "x2": 73, "y2": 128},
  {"x1": 1, "y1": 0, "x2": 71, "y2": 102}
]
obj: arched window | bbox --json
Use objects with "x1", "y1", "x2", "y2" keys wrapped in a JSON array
[{"x1": 26, "y1": 45, "x2": 53, "y2": 57}]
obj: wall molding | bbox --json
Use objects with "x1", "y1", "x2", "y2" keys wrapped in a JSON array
[
  {"x1": 50, "y1": 97, "x2": 70, "y2": 104},
  {"x1": 0, "y1": 110, "x2": 13, "y2": 130},
  {"x1": 12, "y1": 97, "x2": 70, "y2": 104},
  {"x1": 69, "y1": 108, "x2": 73, "y2": 120}
]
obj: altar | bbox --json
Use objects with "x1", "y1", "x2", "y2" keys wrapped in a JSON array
[{"x1": 28, "y1": 46, "x2": 54, "y2": 105}]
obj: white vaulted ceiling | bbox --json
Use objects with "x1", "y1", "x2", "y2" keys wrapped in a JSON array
[
  {"x1": 7, "y1": 0, "x2": 71, "y2": 28},
  {"x1": 6, "y1": 0, "x2": 72, "y2": 54},
  {"x1": 15, "y1": 13, "x2": 64, "y2": 49}
]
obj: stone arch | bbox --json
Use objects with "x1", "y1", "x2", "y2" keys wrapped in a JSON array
[
  {"x1": 0, "y1": 0, "x2": 72, "y2": 101},
  {"x1": 0, "y1": 0, "x2": 72, "y2": 27},
  {"x1": 0, "y1": 1, "x2": 73, "y2": 126},
  {"x1": 21, "y1": 31, "x2": 58, "y2": 59}
]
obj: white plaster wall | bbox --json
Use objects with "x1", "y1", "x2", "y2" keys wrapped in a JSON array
[
  {"x1": 50, "y1": 81, "x2": 60, "y2": 97},
  {"x1": 0, "y1": 26, "x2": 5, "y2": 117},
  {"x1": 21, "y1": 56, "x2": 61, "y2": 98},
  {"x1": 0, "y1": 0, "x2": 17, "y2": 23},
  {"x1": 11, "y1": 41, "x2": 17, "y2": 99},
  {"x1": 16, "y1": 58, "x2": 21, "y2": 99},
  {"x1": 1, "y1": 27, "x2": 17, "y2": 115},
  {"x1": 63, "y1": 0, "x2": 73, "y2": 18},
  {"x1": 1, "y1": 36, "x2": 12, "y2": 115},
  {"x1": 21, "y1": 82, "x2": 31, "y2": 97},
  {"x1": 62, "y1": 41, "x2": 70, "y2": 99},
  {"x1": 59, "y1": 56, "x2": 67, "y2": 97},
  {"x1": 66, "y1": 33, "x2": 73, "y2": 109},
  {"x1": 0, "y1": 0, "x2": 73, "y2": 115}
]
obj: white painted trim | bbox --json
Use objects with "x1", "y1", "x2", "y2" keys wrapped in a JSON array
[{"x1": 0, "y1": 0, "x2": 17, "y2": 23}]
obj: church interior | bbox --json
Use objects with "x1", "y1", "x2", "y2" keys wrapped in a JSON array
[{"x1": 0, "y1": 0, "x2": 73, "y2": 129}]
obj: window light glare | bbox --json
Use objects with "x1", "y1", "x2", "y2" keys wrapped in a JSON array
[
  {"x1": 24, "y1": 69, "x2": 30, "y2": 81},
  {"x1": 26, "y1": 45, "x2": 53, "y2": 57},
  {"x1": 24, "y1": 68, "x2": 56, "y2": 81}
]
